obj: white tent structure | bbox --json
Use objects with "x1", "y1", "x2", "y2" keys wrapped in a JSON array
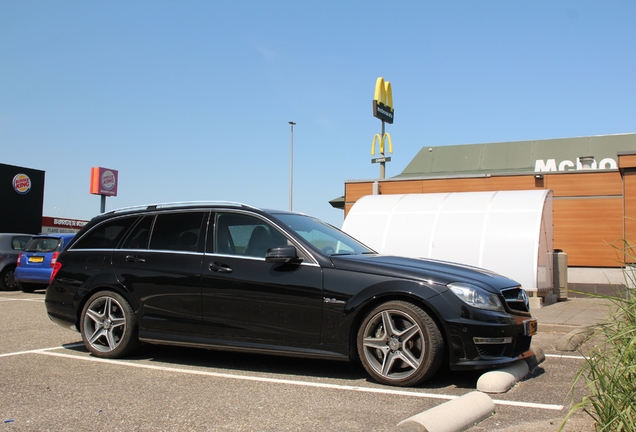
[{"x1": 342, "y1": 190, "x2": 554, "y2": 301}]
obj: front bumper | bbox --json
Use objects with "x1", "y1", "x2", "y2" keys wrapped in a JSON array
[{"x1": 431, "y1": 291, "x2": 536, "y2": 370}]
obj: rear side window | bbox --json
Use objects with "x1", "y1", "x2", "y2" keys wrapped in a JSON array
[
  {"x1": 121, "y1": 216, "x2": 153, "y2": 250},
  {"x1": 24, "y1": 237, "x2": 63, "y2": 253},
  {"x1": 148, "y1": 212, "x2": 206, "y2": 252},
  {"x1": 73, "y1": 216, "x2": 139, "y2": 249}
]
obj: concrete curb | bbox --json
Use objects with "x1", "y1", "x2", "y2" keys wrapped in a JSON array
[
  {"x1": 476, "y1": 349, "x2": 545, "y2": 394},
  {"x1": 395, "y1": 391, "x2": 494, "y2": 432},
  {"x1": 394, "y1": 351, "x2": 545, "y2": 431},
  {"x1": 525, "y1": 347, "x2": 545, "y2": 371},
  {"x1": 476, "y1": 360, "x2": 529, "y2": 393},
  {"x1": 538, "y1": 323, "x2": 581, "y2": 333},
  {"x1": 555, "y1": 327, "x2": 594, "y2": 351}
]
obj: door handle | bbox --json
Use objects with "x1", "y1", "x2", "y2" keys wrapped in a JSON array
[
  {"x1": 126, "y1": 255, "x2": 146, "y2": 263},
  {"x1": 209, "y1": 262, "x2": 232, "y2": 273}
]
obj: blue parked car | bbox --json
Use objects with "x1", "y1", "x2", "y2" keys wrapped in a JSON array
[{"x1": 15, "y1": 234, "x2": 75, "y2": 292}]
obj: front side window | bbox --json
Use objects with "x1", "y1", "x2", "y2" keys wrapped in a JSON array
[
  {"x1": 211, "y1": 212, "x2": 288, "y2": 258},
  {"x1": 272, "y1": 213, "x2": 374, "y2": 256},
  {"x1": 73, "y1": 216, "x2": 139, "y2": 249},
  {"x1": 148, "y1": 211, "x2": 206, "y2": 252}
]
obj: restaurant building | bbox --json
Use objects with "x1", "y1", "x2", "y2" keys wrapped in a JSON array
[{"x1": 341, "y1": 133, "x2": 636, "y2": 294}]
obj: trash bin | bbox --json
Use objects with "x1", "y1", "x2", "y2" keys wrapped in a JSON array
[{"x1": 553, "y1": 249, "x2": 568, "y2": 300}]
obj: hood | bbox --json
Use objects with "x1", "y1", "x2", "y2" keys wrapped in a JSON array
[{"x1": 330, "y1": 254, "x2": 519, "y2": 293}]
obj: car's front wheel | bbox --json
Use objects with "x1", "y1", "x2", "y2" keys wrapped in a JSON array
[
  {"x1": 80, "y1": 291, "x2": 140, "y2": 358},
  {"x1": 357, "y1": 301, "x2": 444, "y2": 387}
]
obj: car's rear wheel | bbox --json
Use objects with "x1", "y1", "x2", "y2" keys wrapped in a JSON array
[
  {"x1": 18, "y1": 282, "x2": 39, "y2": 293},
  {"x1": 0, "y1": 266, "x2": 18, "y2": 291},
  {"x1": 357, "y1": 301, "x2": 444, "y2": 387},
  {"x1": 80, "y1": 291, "x2": 140, "y2": 358}
]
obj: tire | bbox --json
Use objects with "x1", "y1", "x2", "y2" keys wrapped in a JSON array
[
  {"x1": 357, "y1": 300, "x2": 444, "y2": 387},
  {"x1": 80, "y1": 291, "x2": 140, "y2": 358},
  {"x1": 0, "y1": 266, "x2": 18, "y2": 291}
]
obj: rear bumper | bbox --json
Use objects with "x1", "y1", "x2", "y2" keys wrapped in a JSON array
[
  {"x1": 15, "y1": 268, "x2": 51, "y2": 284},
  {"x1": 44, "y1": 283, "x2": 80, "y2": 330}
]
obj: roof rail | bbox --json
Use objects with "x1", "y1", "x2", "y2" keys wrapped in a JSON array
[{"x1": 104, "y1": 201, "x2": 258, "y2": 215}]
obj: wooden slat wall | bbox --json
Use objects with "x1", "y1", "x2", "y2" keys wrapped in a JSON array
[
  {"x1": 380, "y1": 180, "x2": 424, "y2": 195},
  {"x1": 623, "y1": 171, "x2": 636, "y2": 262},
  {"x1": 619, "y1": 154, "x2": 636, "y2": 168},
  {"x1": 553, "y1": 198, "x2": 624, "y2": 267},
  {"x1": 344, "y1": 183, "x2": 373, "y2": 203},
  {"x1": 544, "y1": 172, "x2": 622, "y2": 197}
]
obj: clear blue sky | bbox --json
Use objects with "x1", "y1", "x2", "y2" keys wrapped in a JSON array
[{"x1": 2, "y1": 1, "x2": 635, "y2": 226}]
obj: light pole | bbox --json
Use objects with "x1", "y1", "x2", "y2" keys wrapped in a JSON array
[{"x1": 288, "y1": 121, "x2": 296, "y2": 211}]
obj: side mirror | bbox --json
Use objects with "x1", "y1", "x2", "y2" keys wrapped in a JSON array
[{"x1": 265, "y1": 245, "x2": 301, "y2": 263}]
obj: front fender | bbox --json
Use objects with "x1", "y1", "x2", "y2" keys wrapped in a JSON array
[{"x1": 344, "y1": 279, "x2": 447, "y2": 316}]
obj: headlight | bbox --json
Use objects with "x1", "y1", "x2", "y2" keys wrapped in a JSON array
[{"x1": 448, "y1": 282, "x2": 504, "y2": 312}]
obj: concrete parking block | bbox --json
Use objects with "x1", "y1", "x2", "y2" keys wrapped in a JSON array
[
  {"x1": 396, "y1": 391, "x2": 495, "y2": 432},
  {"x1": 525, "y1": 347, "x2": 545, "y2": 371},
  {"x1": 555, "y1": 327, "x2": 594, "y2": 351},
  {"x1": 476, "y1": 360, "x2": 529, "y2": 394}
]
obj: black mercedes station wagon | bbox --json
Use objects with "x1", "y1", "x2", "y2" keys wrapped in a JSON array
[{"x1": 45, "y1": 202, "x2": 537, "y2": 387}]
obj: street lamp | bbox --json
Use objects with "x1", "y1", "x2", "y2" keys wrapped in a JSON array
[{"x1": 288, "y1": 121, "x2": 296, "y2": 211}]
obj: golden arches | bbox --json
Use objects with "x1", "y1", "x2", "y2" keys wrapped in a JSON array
[
  {"x1": 371, "y1": 133, "x2": 392, "y2": 156},
  {"x1": 374, "y1": 77, "x2": 393, "y2": 109}
]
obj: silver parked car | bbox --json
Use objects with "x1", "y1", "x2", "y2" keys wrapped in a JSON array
[{"x1": 0, "y1": 233, "x2": 32, "y2": 290}]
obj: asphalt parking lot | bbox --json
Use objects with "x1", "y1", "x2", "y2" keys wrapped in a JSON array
[{"x1": 1, "y1": 290, "x2": 594, "y2": 431}]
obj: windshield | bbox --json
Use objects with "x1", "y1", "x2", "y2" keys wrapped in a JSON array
[{"x1": 273, "y1": 213, "x2": 374, "y2": 256}]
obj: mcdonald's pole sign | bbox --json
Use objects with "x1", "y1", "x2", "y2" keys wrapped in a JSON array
[
  {"x1": 372, "y1": 77, "x2": 394, "y2": 124},
  {"x1": 371, "y1": 77, "x2": 394, "y2": 179}
]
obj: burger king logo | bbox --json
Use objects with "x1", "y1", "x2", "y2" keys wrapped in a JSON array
[
  {"x1": 13, "y1": 174, "x2": 31, "y2": 194},
  {"x1": 101, "y1": 170, "x2": 116, "y2": 191}
]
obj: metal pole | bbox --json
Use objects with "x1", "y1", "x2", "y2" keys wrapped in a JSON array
[
  {"x1": 100, "y1": 195, "x2": 106, "y2": 213},
  {"x1": 288, "y1": 121, "x2": 296, "y2": 211},
  {"x1": 380, "y1": 120, "x2": 386, "y2": 180}
]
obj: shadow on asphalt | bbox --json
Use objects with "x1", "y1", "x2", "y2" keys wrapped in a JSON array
[{"x1": 60, "y1": 341, "x2": 483, "y2": 390}]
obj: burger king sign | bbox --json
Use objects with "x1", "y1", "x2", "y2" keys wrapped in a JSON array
[
  {"x1": 90, "y1": 167, "x2": 118, "y2": 197},
  {"x1": 13, "y1": 173, "x2": 31, "y2": 195}
]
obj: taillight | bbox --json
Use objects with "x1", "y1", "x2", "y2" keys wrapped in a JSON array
[
  {"x1": 17, "y1": 252, "x2": 22, "y2": 267},
  {"x1": 50, "y1": 252, "x2": 60, "y2": 268},
  {"x1": 50, "y1": 262, "x2": 62, "y2": 283}
]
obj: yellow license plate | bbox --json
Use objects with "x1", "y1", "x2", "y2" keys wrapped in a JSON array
[
  {"x1": 524, "y1": 319, "x2": 538, "y2": 336},
  {"x1": 29, "y1": 256, "x2": 44, "y2": 263}
]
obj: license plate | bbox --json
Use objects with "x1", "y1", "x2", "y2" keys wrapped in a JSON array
[
  {"x1": 29, "y1": 256, "x2": 44, "y2": 263},
  {"x1": 524, "y1": 319, "x2": 538, "y2": 336}
]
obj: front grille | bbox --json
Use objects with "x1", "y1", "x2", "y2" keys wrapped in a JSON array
[
  {"x1": 500, "y1": 287, "x2": 530, "y2": 313},
  {"x1": 476, "y1": 344, "x2": 507, "y2": 359}
]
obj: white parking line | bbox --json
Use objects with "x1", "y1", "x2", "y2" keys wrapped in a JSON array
[
  {"x1": 17, "y1": 349, "x2": 563, "y2": 411},
  {"x1": 0, "y1": 297, "x2": 45, "y2": 302},
  {"x1": 0, "y1": 343, "x2": 84, "y2": 358}
]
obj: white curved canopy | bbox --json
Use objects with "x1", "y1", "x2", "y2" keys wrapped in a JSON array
[{"x1": 342, "y1": 190, "x2": 553, "y2": 292}]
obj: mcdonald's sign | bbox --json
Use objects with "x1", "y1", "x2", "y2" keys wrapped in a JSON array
[
  {"x1": 371, "y1": 133, "x2": 392, "y2": 156},
  {"x1": 372, "y1": 77, "x2": 394, "y2": 124}
]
